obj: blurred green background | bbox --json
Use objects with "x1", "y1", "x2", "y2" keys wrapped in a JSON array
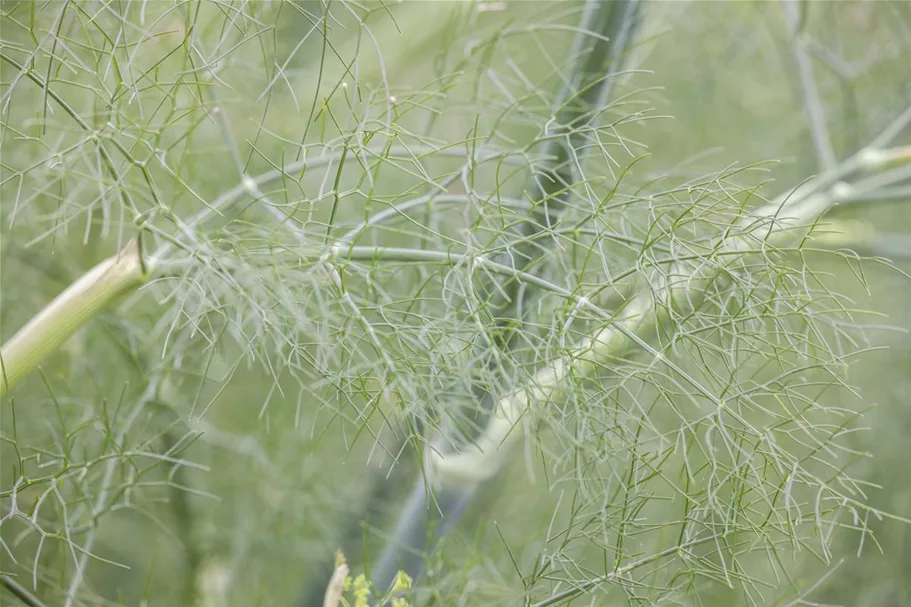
[{"x1": 1, "y1": 1, "x2": 910, "y2": 606}]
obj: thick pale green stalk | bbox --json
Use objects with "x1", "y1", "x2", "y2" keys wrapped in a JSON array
[
  {"x1": 0, "y1": 240, "x2": 149, "y2": 399},
  {"x1": 429, "y1": 130, "x2": 908, "y2": 486},
  {"x1": 432, "y1": 291, "x2": 654, "y2": 484}
]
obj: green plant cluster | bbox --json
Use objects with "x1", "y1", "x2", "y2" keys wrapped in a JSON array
[{"x1": 1, "y1": 2, "x2": 910, "y2": 606}]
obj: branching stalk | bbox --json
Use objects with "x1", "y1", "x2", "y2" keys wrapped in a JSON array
[
  {"x1": 429, "y1": 98, "x2": 911, "y2": 495},
  {"x1": 4, "y1": 4, "x2": 909, "y2": 606}
]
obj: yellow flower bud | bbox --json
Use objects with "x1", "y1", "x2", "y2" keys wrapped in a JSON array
[{"x1": 391, "y1": 570, "x2": 412, "y2": 593}]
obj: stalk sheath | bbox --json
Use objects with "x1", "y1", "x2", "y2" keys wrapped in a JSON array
[{"x1": 1, "y1": 239, "x2": 149, "y2": 398}]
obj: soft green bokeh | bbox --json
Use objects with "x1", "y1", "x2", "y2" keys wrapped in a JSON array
[{"x1": 1, "y1": 2, "x2": 909, "y2": 606}]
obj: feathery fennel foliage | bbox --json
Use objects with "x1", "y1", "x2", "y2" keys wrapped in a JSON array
[{"x1": 1, "y1": 1, "x2": 910, "y2": 606}]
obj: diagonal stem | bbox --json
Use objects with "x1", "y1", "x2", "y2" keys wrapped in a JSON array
[
  {"x1": 782, "y1": 0, "x2": 837, "y2": 171},
  {"x1": 430, "y1": 76, "x2": 911, "y2": 512},
  {"x1": 0, "y1": 240, "x2": 149, "y2": 399},
  {"x1": 368, "y1": 0, "x2": 645, "y2": 594}
]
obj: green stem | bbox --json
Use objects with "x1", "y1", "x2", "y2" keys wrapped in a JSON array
[
  {"x1": 1, "y1": 574, "x2": 48, "y2": 607},
  {"x1": 783, "y1": 0, "x2": 837, "y2": 171},
  {"x1": 0, "y1": 239, "x2": 150, "y2": 399},
  {"x1": 430, "y1": 97, "x2": 911, "y2": 490}
]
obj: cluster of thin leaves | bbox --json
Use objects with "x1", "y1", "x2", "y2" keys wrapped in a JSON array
[{"x1": 0, "y1": 1, "x2": 906, "y2": 606}]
